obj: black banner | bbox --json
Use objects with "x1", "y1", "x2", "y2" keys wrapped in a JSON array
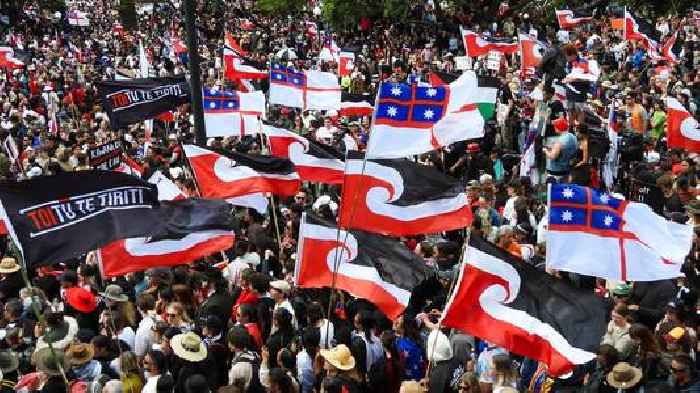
[
  {"x1": 89, "y1": 140, "x2": 122, "y2": 170},
  {"x1": 97, "y1": 77, "x2": 191, "y2": 130},
  {"x1": 0, "y1": 172, "x2": 235, "y2": 267}
]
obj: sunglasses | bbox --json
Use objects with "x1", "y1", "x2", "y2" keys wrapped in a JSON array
[
  {"x1": 166, "y1": 313, "x2": 177, "y2": 318},
  {"x1": 672, "y1": 367, "x2": 688, "y2": 374}
]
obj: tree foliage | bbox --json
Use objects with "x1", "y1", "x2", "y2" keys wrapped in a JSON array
[{"x1": 256, "y1": 0, "x2": 308, "y2": 15}]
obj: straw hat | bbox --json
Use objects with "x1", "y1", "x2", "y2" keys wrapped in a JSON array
[
  {"x1": 320, "y1": 344, "x2": 355, "y2": 371},
  {"x1": 171, "y1": 332, "x2": 208, "y2": 362},
  {"x1": 100, "y1": 284, "x2": 128, "y2": 302},
  {"x1": 66, "y1": 287, "x2": 97, "y2": 313},
  {"x1": 606, "y1": 362, "x2": 642, "y2": 389},
  {"x1": 66, "y1": 343, "x2": 94, "y2": 366},
  {"x1": 0, "y1": 257, "x2": 20, "y2": 274},
  {"x1": 33, "y1": 348, "x2": 67, "y2": 376}
]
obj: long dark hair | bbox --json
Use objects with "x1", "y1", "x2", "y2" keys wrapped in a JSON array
[
  {"x1": 381, "y1": 330, "x2": 403, "y2": 376},
  {"x1": 269, "y1": 368, "x2": 294, "y2": 393}
]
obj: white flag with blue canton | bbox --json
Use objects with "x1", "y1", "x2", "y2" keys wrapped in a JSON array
[
  {"x1": 268, "y1": 64, "x2": 341, "y2": 111},
  {"x1": 365, "y1": 71, "x2": 485, "y2": 159},
  {"x1": 546, "y1": 183, "x2": 693, "y2": 281},
  {"x1": 203, "y1": 88, "x2": 265, "y2": 137}
]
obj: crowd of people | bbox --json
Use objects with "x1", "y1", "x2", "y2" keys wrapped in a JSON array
[{"x1": 0, "y1": 0, "x2": 699, "y2": 392}]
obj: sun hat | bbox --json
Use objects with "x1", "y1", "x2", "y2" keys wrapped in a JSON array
[
  {"x1": 66, "y1": 287, "x2": 97, "y2": 313},
  {"x1": 0, "y1": 351, "x2": 18, "y2": 374},
  {"x1": 270, "y1": 280, "x2": 291, "y2": 295},
  {"x1": 606, "y1": 362, "x2": 642, "y2": 389},
  {"x1": 66, "y1": 342, "x2": 94, "y2": 366},
  {"x1": 33, "y1": 348, "x2": 67, "y2": 376},
  {"x1": 320, "y1": 344, "x2": 356, "y2": 371},
  {"x1": 0, "y1": 257, "x2": 20, "y2": 274},
  {"x1": 171, "y1": 332, "x2": 208, "y2": 362},
  {"x1": 100, "y1": 284, "x2": 128, "y2": 302}
]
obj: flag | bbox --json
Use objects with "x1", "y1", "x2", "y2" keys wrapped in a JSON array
[
  {"x1": 184, "y1": 144, "x2": 300, "y2": 199},
  {"x1": 339, "y1": 151, "x2": 472, "y2": 236},
  {"x1": 661, "y1": 30, "x2": 684, "y2": 64},
  {"x1": 203, "y1": 88, "x2": 265, "y2": 137},
  {"x1": 114, "y1": 154, "x2": 144, "y2": 178},
  {"x1": 67, "y1": 10, "x2": 89, "y2": 26},
  {"x1": 319, "y1": 34, "x2": 340, "y2": 62},
  {"x1": 97, "y1": 77, "x2": 190, "y2": 130},
  {"x1": 339, "y1": 92, "x2": 374, "y2": 117},
  {"x1": 441, "y1": 236, "x2": 607, "y2": 377},
  {"x1": 338, "y1": 51, "x2": 355, "y2": 77},
  {"x1": 227, "y1": 193, "x2": 268, "y2": 214},
  {"x1": 475, "y1": 75, "x2": 500, "y2": 121},
  {"x1": 99, "y1": 171, "x2": 235, "y2": 277},
  {"x1": 429, "y1": 71, "x2": 460, "y2": 86},
  {"x1": 519, "y1": 34, "x2": 545, "y2": 78},
  {"x1": 547, "y1": 183, "x2": 693, "y2": 281},
  {"x1": 365, "y1": 71, "x2": 485, "y2": 159},
  {"x1": 666, "y1": 97, "x2": 700, "y2": 153},
  {"x1": 225, "y1": 32, "x2": 248, "y2": 57},
  {"x1": 263, "y1": 125, "x2": 345, "y2": 184},
  {"x1": 241, "y1": 19, "x2": 255, "y2": 31},
  {"x1": 225, "y1": 55, "x2": 268, "y2": 80},
  {"x1": 269, "y1": 65, "x2": 341, "y2": 111},
  {"x1": 305, "y1": 21, "x2": 318, "y2": 36},
  {"x1": 0, "y1": 171, "x2": 235, "y2": 268},
  {"x1": 625, "y1": 10, "x2": 660, "y2": 50},
  {"x1": 461, "y1": 28, "x2": 518, "y2": 57},
  {"x1": 555, "y1": 9, "x2": 593, "y2": 30},
  {"x1": 295, "y1": 212, "x2": 434, "y2": 319},
  {"x1": 0, "y1": 47, "x2": 24, "y2": 70}
]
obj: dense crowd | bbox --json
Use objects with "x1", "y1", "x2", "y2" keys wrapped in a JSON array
[{"x1": 0, "y1": 0, "x2": 699, "y2": 392}]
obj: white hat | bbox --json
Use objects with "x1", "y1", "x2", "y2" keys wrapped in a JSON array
[
  {"x1": 26, "y1": 166, "x2": 42, "y2": 178},
  {"x1": 270, "y1": 279, "x2": 291, "y2": 295},
  {"x1": 171, "y1": 332, "x2": 208, "y2": 362},
  {"x1": 168, "y1": 133, "x2": 178, "y2": 140}
]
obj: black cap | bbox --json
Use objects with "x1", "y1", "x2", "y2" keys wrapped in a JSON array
[{"x1": 59, "y1": 270, "x2": 78, "y2": 285}]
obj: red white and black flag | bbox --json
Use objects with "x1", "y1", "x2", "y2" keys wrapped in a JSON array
[
  {"x1": 624, "y1": 10, "x2": 660, "y2": 50},
  {"x1": 295, "y1": 212, "x2": 435, "y2": 319},
  {"x1": 339, "y1": 92, "x2": 374, "y2": 117},
  {"x1": 99, "y1": 171, "x2": 235, "y2": 277},
  {"x1": 460, "y1": 27, "x2": 518, "y2": 57},
  {"x1": 263, "y1": 125, "x2": 345, "y2": 184},
  {"x1": 339, "y1": 151, "x2": 472, "y2": 236},
  {"x1": 184, "y1": 144, "x2": 300, "y2": 199},
  {"x1": 661, "y1": 30, "x2": 684, "y2": 64},
  {"x1": 441, "y1": 236, "x2": 607, "y2": 376},
  {"x1": 0, "y1": 171, "x2": 235, "y2": 268},
  {"x1": 555, "y1": 9, "x2": 593, "y2": 30}
]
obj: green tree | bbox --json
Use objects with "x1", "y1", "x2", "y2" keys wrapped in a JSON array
[{"x1": 257, "y1": 0, "x2": 307, "y2": 15}]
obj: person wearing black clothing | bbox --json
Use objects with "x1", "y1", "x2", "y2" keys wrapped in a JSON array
[
  {"x1": 91, "y1": 335, "x2": 120, "y2": 379},
  {"x1": 628, "y1": 280, "x2": 677, "y2": 329},
  {"x1": 202, "y1": 315, "x2": 229, "y2": 389},
  {"x1": 171, "y1": 332, "x2": 217, "y2": 393},
  {"x1": 266, "y1": 308, "x2": 296, "y2": 370},
  {"x1": 198, "y1": 273, "x2": 235, "y2": 326}
]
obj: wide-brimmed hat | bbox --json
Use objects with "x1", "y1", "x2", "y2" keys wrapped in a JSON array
[
  {"x1": 0, "y1": 351, "x2": 18, "y2": 374},
  {"x1": 66, "y1": 287, "x2": 97, "y2": 313},
  {"x1": 270, "y1": 280, "x2": 291, "y2": 295},
  {"x1": 0, "y1": 257, "x2": 20, "y2": 274},
  {"x1": 33, "y1": 348, "x2": 67, "y2": 376},
  {"x1": 320, "y1": 344, "x2": 355, "y2": 371},
  {"x1": 66, "y1": 343, "x2": 94, "y2": 366},
  {"x1": 606, "y1": 362, "x2": 642, "y2": 389},
  {"x1": 100, "y1": 284, "x2": 128, "y2": 302},
  {"x1": 171, "y1": 332, "x2": 208, "y2": 362}
]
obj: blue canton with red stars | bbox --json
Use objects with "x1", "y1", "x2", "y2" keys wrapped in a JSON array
[
  {"x1": 374, "y1": 83, "x2": 449, "y2": 129},
  {"x1": 549, "y1": 183, "x2": 626, "y2": 234},
  {"x1": 269, "y1": 64, "x2": 306, "y2": 88}
]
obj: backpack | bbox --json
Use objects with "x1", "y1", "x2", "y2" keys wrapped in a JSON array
[{"x1": 234, "y1": 353, "x2": 265, "y2": 393}]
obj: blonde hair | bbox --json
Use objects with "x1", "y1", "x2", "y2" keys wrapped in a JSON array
[{"x1": 167, "y1": 301, "x2": 192, "y2": 323}]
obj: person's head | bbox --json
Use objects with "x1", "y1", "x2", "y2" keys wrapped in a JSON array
[
  {"x1": 277, "y1": 348, "x2": 296, "y2": 372},
  {"x1": 91, "y1": 335, "x2": 112, "y2": 357},
  {"x1": 161, "y1": 327, "x2": 182, "y2": 355},
  {"x1": 227, "y1": 326, "x2": 252, "y2": 353},
  {"x1": 273, "y1": 308, "x2": 294, "y2": 334},
  {"x1": 671, "y1": 353, "x2": 696, "y2": 385},
  {"x1": 629, "y1": 323, "x2": 659, "y2": 353},
  {"x1": 119, "y1": 351, "x2": 140, "y2": 376},
  {"x1": 185, "y1": 374, "x2": 210, "y2": 393},
  {"x1": 3, "y1": 298, "x2": 22, "y2": 321},
  {"x1": 269, "y1": 368, "x2": 293, "y2": 393},
  {"x1": 611, "y1": 303, "x2": 629, "y2": 327},
  {"x1": 563, "y1": 44, "x2": 578, "y2": 62},
  {"x1": 166, "y1": 302, "x2": 189, "y2": 325},
  {"x1": 596, "y1": 344, "x2": 620, "y2": 370},
  {"x1": 269, "y1": 280, "x2": 290, "y2": 303},
  {"x1": 145, "y1": 349, "x2": 166, "y2": 375},
  {"x1": 307, "y1": 301, "x2": 325, "y2": 325},
  {"x1": 136, "y1": 293, "x2": 155, "y2": 315},
  {"x1": 459, "y1": 371, "x2": 479, "y2": 393}
]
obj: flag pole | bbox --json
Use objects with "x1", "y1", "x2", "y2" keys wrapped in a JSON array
[
  {"x1": 425, "y1": 230, "x2": 470, "y2": 385},
  {"x1": 182, "y1": 0, "x2": 206, "y2": 146},
  {"x1": 259, "y1": 127, "x2": 285, "y2": 258},
  {"x1": 11, "y1": 242, "x2": 71, "y2": 390}
]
